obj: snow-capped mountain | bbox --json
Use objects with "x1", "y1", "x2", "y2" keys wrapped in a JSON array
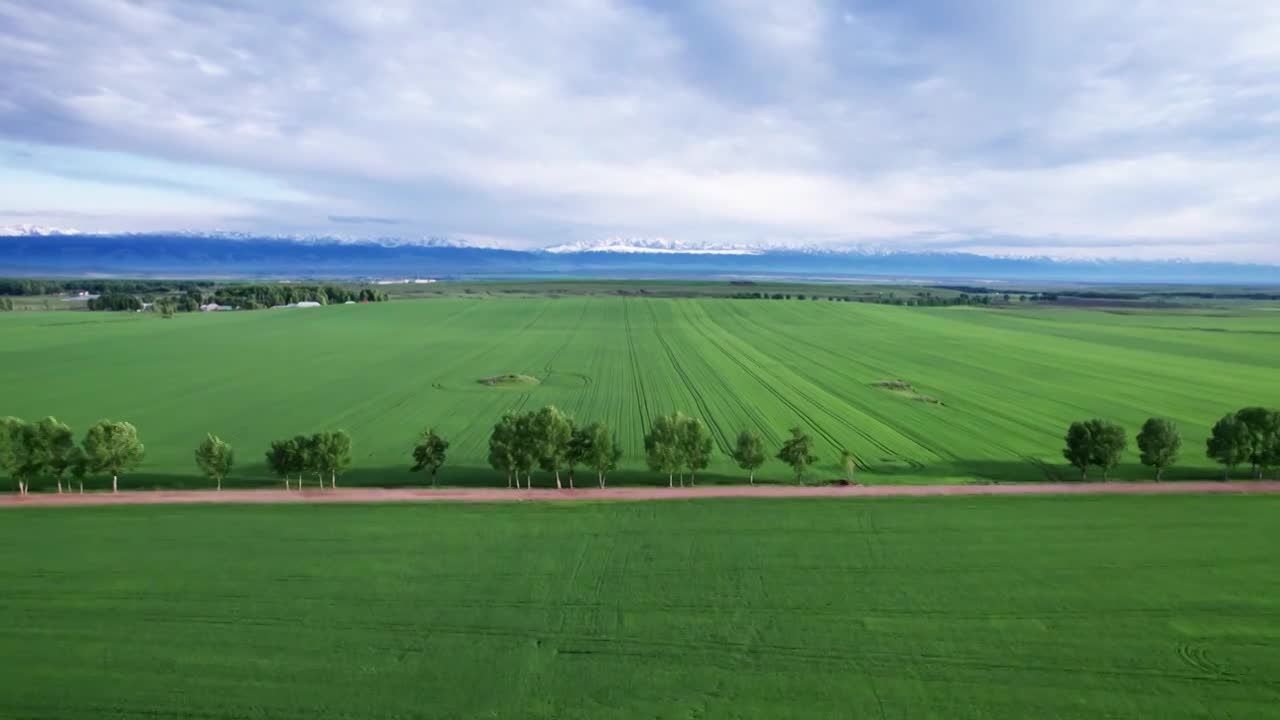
[
  {"x1": 542, "y1": 237, "x2": 764, "y2": 255},
  {"x1": 0, "y1": 224, "x2": 85, "y2": 237}
]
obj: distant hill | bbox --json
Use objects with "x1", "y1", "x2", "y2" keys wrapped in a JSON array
[{"x1": 1, "y1": 232, "x2": 1276, "y2": 284}]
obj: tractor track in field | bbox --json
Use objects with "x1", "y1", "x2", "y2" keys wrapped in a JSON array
[
  {"x1": 6, "y1": 481, "x2": 1280, "y2": 508},
  {"x1": 623, "y1": 301, "x2": 653, "y2": 430},
  {"x1": 687, "y1": 312, "x2": 851, "y2": 459},
  {"x1": 647, "y1": 303, "x2": 732, "y2": 453},
  {"x1": 708, "y1": 306, "x2": 907, "y2": 465}
]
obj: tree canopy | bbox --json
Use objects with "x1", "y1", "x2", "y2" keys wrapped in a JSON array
[
  {"x1": 730, "y1": 429, "x2": 766, "y2": 485},
  {"x1": 776, "y1": 427, "x2": 818, "y2": 483},
  {"x1": 83, "y1": 420, "x2": 145, "y2": 493},
  {"x1": 1206, "y1": 414, "x2": 1251, "y2": 480},
  {"x1": 195, "y1": 434, "x2": 234, "y2": 491},
  {"x1": 411, "y1": 428, "x2": 450, "y2": 486},
  {"x1": 1136, "y1": 418, "x2": 1181, "y2": 481},
  {"x1": 645, "y1": 413, "x2": 685, "y2": 487}
]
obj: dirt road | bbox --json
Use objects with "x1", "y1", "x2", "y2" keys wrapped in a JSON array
[{"x1": 4, "y1": 481, "x2": 1280, "y2": 508}]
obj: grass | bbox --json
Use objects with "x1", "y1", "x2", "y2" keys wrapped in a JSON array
[
  {"x1": 2, "y1": 297, "x2": 1278, "y2": 490},
  {"x1": 1, "y1": 495, "x2": 1277, "y2": 718}
]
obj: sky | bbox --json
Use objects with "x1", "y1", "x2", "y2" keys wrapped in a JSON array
[{"x1": 1, "y1": 1, "x2": 1279, "y2": 261}]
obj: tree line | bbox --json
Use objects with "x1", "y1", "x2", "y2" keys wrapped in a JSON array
[
  {"x1": 210, "y1": 284, "x2": 388, "y2": 310},
  {"x1": 0, "y1": 278, "x2": 208, "y2": 297},
  {"x1": 0, "y1": 417, "x2": 145, "y2": 494},
  {"x1": 4, "y1": 406, "x2": 1278, "y2": 494},
  {"x1": 727, "y1": 290, "x2": 1044, "y2": 307},
  {"x1": 1063, "y1": 407, "x2": 1280, "y2": 481}
]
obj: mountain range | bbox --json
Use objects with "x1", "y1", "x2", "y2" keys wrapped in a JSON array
[{"x1": 1, "y1": 227, "x2": 1276, "y2": 285}]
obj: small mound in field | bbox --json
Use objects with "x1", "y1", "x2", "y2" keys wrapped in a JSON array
[
  {"x1": 478, "y1": 374, "x2": 541, "y2": 387},
  {"x1": 872, "y1": 380, "x2": 943, "y2": 405}
]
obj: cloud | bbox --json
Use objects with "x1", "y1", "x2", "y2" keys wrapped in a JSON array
[
  {"x1": 328, "y1": 215, "x2": 402, "y2": 226},
  {"x1": 0, "y1": 0, "x2": 1278, "y2": 261}
]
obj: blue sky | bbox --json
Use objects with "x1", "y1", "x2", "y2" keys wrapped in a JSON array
[{"x1": 2, "y1": 1, "x2": 1279, "y2": 261}]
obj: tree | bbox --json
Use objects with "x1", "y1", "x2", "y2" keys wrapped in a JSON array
[
  {"x1": 287, "y1": 436, "x2": 310, "y2": 488},
  {"x1": 532, "y1": 406, "x2": 573, "y2": 489},
  {"x1": 510, "y1": 412, "x2": 539, "y2": 489},
  {"x1": 776, "y1": 426, "x2": 818, "y2": 483},
  {"x1": 730, "y1": 429, "x2": 766, "y2": 485},
  {"x1": 266, "y1": 439, "x2": 294, "y2": 490},
  {"x1": 83, "y1": 420, "x2": 145, "y2": 493},
  {"x1": 1062, "y1": 421, "x2": 1094, "y2": 480},
  {"x1": 1234, "y1": 407, "x2": 1280, "y2": 479},
  {"x1": 488, "y1": 414, "x2": 519, "y2": 488},
  {"x1": 194, "y1": 434, "x2": 234, "y2": 491},
  {"x1": 28, "y1": 417, "x2": 76, "y2": 494},
  {"x1": 644, "y1": 413, "x2": 684, "y2": 487},
  {"x1": 1136, "y1": 418, "x2": 1181, "y2": 481},
  {"x1": 68, "y1": 446, "x2": 88, "y2": 493},
  {"x1": 678, "y1": 416, "x2": 713, "y2": 486},
  {"x1": 566, "y1": 423, "x2": 590, "y2": 489},
  {"x1": 839, "y1": 450, "x2": 858, "y2": 484},
  {"x1": 1088, "y1": 420, "x2": 1127, "y2": 481},
  {"x1": 1206, "y1": 413, "x2": 1250, "y2": 480},
  {"x1": 0, "y1": 417, "x2": 30, "y2": 494},
  {"x1": 411, "y1": 428, "x2": 450, "y2": 486},
  {"x1": 575, "y1": 421, "x2": 622, "y2": 487},
  {"x1": 312, "y1": 431, "x2": 352, "y2": 488}
]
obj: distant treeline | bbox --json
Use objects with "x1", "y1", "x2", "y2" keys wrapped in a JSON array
[
  {"x1": 0, "y1": 278, "x2": 389, "y2": 312},
  {"x1": 932, "y1": 285, "x2": 1280, "y2": 302},
  {"x1": 730, "y1": 290, "x2": 1027, "y2": 306},
  {"x1": 0, "y1": 278, "x2": 208, "y2": 296},
  {"x1": 209, "y1": 284, "x2": 388, "y2": 309}
]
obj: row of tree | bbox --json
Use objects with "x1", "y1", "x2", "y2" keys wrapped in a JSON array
[
  {"x1": 211, "y1": 284, "x2": 387, "y2": 310},
  {"x1": 6, "y1": 406, "x2": 1278, "y2": 494},
  {"x1": 0, "y1": 417, "x2": 145, "y2": 494},
  {"x1": 263, "y1": 432, "x2": 353, "y2": 489},
  {"x1": 1063, "y1": 407, "x2": 1280, "y2": 480},
  {"x1": 0, "y1": 278, "x2": 210, "y2": 297},
  {"x1": 486, "y1": 408, "x2": 821, "y2": 488},
  {"x1": 726, "y1": 290, "x2": 1028, "y2": 306},
  {"x1": 487, "y1": 407, "x2": 623, "y2": 488}
]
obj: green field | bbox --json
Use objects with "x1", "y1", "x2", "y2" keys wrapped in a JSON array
[
  {"x1": 2, "y1": 496, "x2": 1278, "y2": 718},
  {"x1": 3, "y1": 297, "x2": 1278, "y2": 489}
]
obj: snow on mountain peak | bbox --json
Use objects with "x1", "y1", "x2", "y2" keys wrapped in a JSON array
[
  {"x1": 541, "y1": 237, "x2": 765, "y2": 255},
  {"x1": 0, "y1": 224, "x2": 85, "y2": 237}
]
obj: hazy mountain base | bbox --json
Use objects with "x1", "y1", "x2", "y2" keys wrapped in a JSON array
[{"x1": 2, "y1": 234, "x2": 1277, "y2": 284}]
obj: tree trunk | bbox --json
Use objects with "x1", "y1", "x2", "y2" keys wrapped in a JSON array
[
  {"x1": 569, "y1": 470, "x2": 574, "y2": 489},
  {"x1": 1080, "y1": 468, "x2": 1087, "y2": 481},
  {"x1": 57, "y1": 480, "x2": 63, "y2": 494},
  {"x1": 331, "y1": 471, "x2": 337, "y2": 488},
  {"x1": 668, "y1": 473, "x2": 673, "y2": 488},
  {"x1": 1155, "y1": 467, "x2": 1163, "y2": 482},
  {"x1": 555, "y1": 469, "x2": 562, "y2": 490},
  {"x1": 78, "y1": 481, "x2": 84, "y2": 494},
  {"x1": 749, "y1": 470, "x2": 754, "y2": 486},
  {"x1": 690, "y1": 471, "x2": 696, "y2": 487},
  {"x1": 679, "y1": 472, "x2": 684, "y2": 487},
  {"x1": 217, "y1": 477, "x2": 222, "y2": 491},
  {"x1": 112, "y1": 475, "x2": 118, "y2": 493},
  {"x1": 598, "y1": 471, "x2": 604, "y2": 488}
]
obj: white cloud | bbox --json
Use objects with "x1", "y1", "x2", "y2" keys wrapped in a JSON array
[{"x1": 0, "y1": 0, "x2": 1278, "y2": 261}]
